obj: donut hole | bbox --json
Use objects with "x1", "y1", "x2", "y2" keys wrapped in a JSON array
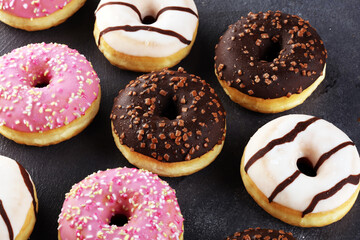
[
  {"x1": 160, "y1": 99, "x2": 179, "y2": 120},
  {"x1": 259, "y1": 40, "x2": 282, "y2": 62},
  {"x1": 297, "y1": 157, "x2": 317, "y2": 177},
  {"x1": 33, "y1": 75, "x2": 50, "y2": 88},
  {"x1": 109, "y1": 213, "x2": 128, "y2": 227},
  {"x1": 142, "y1": 15, "x2": 156, "y2": 25}
]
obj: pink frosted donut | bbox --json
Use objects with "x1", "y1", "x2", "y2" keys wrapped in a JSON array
[
  {"x1": 58, "y1": 167, "x2": 184, "y2": 240},
  {"x1": 0, "y1": 0, "x2": 87, "y2": 31},
  {"x1": 0, "y1": 43, "x2": 101, "y2": 146}
]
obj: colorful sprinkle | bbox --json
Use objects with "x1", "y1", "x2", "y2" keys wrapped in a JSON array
[
  {"x1": 0, "y1": 43, "x2": 100, "y2": 132},
  {"x1": 58, "y1": 167, "x2": 184, "y2": 240}
]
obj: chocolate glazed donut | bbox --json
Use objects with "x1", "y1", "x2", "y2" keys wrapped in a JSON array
[
  {"x1": 111, "y1": 67, "x2": 226, "y2": 177},
  {"x1": 225, "y1": 228, "x2": 296, "y2": 240},
  {"x1": 215, "y1": 11, "x2": 327, "y2": 113}
]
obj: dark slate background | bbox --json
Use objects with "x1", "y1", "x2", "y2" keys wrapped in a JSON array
[{"x1": 0, "y1": 0, "x2": 359, "y2": 239}]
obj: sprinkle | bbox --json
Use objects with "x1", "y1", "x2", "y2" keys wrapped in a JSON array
[{"x1": 110, "y1": 68, "x2": 225, "y2": 168}]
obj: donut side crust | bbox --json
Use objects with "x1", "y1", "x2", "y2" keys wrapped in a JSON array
[
  {"x1": 93, "y1": 22, "x2": 198, "y2": 72},
  {"x1": 0, "y1": 88, "x2": 101, "y2": 146},
  {"x1": 58, "y1": 224, "x2": 184, "y2": 240},
  {"x1": 217, "y1": 65, "x2": 325, "y2": 113},
  {"x1": 215, "y1": 11, "x2": 327, "y2": 101},
  {"x1": 240, "y1": 149, "x2": 360, "y2": 227},
  {"x1": 112, "y1": 122, "x2": 225, "y2": 177},
  {"x1": 15, "y1": 180, "x2": 38, "y2": 240},
  {"x1": 0, "y1": 0, "x2": 87, "y2": 31}
]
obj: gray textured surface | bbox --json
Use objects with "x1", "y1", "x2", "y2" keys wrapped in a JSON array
[{"x1": 0, "y1": 0, "x2": 359, "y2": 239}]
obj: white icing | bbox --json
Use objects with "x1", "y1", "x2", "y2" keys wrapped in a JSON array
[
  {"x1": 0, "y1": 156, "x2": 34, "y2": 239},
  {"x1": 243, "y1": 114, "x2": 360, "y2": 213},
  {"x1": 95, "y1": 0, "x2": 198, "y2": 57}
]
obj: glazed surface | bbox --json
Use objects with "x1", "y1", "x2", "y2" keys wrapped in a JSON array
[
  {"x1": 58, "y1": 167, "x2": 183, "y2": 240},
  {"x1": 0, "y1": 0, "x2": 359, "y2": 238},
  {"x1": 243, "y1": 114, "x2": 360, "y2": 215},
  {"x1": 215, "y1": 11, "x2": 327, "y2": 99},
  {"x1": 225, "y1": 228, "x2": 295, "y2": 240},
  {"x1": 0, "y1": 43, "x2": 100, "y2": 132},
  {"x1": 0, "y1": 155, "x2": 36, "y2": 240},
  {"x1": 111, "y1": 68, "x2": 226, "y2": 163},
  {"x1": 95, "y1": 0, "x2": 198, "y2": 57},
  {"x1": 0, "y1": 0, "x2": 72, "y2": 18}
]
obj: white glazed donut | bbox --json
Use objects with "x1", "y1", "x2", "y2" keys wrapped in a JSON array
[
  {"x1": 0, "y1": 155, "x2": 38, "y2": 240},
  {"x1": 94, "y1": 0, "x2": 199, "y2": 72},
  {"x1": 240, "y1": 114, "x2": 360, "y2": 227}
]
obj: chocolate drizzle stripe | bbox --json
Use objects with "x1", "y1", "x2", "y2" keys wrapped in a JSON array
[
  {"x1": 245, "y1": 117, "x2": 320, "y2": 173},
  {"x1": 268, "y1": 170, "x2": 301, "y2": 203},
  {"x1": 302, "y1": 174, "x2": 360, "y2": 217},
  {"x1": 16, "y1": 162, "x2": 37, "y2": 219},
  {"x1": 155, "y1": 6, "x2": 198, "y2": 19},
  {"x1": 314, "y1": 141, "x2": 355, "y2": 172},
  {"x1": 98, "y1": 25, "x2": 191, "y2": 46},
  {"x1": 95, "y1": 2, "x2": 142, "y2": 20},
  {"x1": 0, "y1": 199, "x2": 13, "y2": 240},
  {"x1": 95, "y1": 2, "x2": 198, "y2": 21},
  {"x1": 267, "y1": 141, "x2": 355, "y2": 203}
]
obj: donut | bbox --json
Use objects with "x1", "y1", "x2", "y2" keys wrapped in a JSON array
[
  {"x1": 240, "y1": 114, "x2": 360, "y2": 227},
  {"x1": 94, "y1": 0, "x2": 199, "y2": 72},
  {"x1": 215, "y1": 11, "x2": 327, "y2": 113},
  {"x1": 58, "y1": 167, "x2": 184, "y2": 240},
  {"x1": 0, "y1": 43, "x2": 101, "y2": 146},
  {"x1": 110, "y1": 67, "x2": 226, "y2": 177},
  {"x1": 0, "y1": 155, "x2": 38, "y2": 240},
  {"x1": 225, "y1": 228, "x2": 295, "y2": 240},
  {"x1": 0, "y1": 0, "x2": 87, "y2": 31}
]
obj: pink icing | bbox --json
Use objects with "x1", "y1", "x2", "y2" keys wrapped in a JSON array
[
  {"x1": 58, "y1": 167, "x2": 184, "y2": 240},
  {"x1": 0, "y1": 43, "x2": 100, "y2": 132},
  {"x1": 0, "y1": 0, "x2": 72, "y2": 19}
]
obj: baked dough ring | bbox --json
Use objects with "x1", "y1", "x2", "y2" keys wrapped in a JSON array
[
  {"x1": 110, "y1": 68, "x2": 226, "y2": 177},
  {"x1": 0, "y1": 155, "x2": 38, "y2": 240},
  {"x1": 241, "y1": 114, "x2": 360, "y2": 227},
  {"x1": 58, "y1": 167, "x2": 184, "y2": 239},
  {"x1": 215, "y1": 11, "x2": 327, "y2": 113},
  {"x1": 94, "y1": 0, "x2": 198, "y2": 72},
  {"x1": 0, "y1": 43, "x2": 101, "y2": 146}
]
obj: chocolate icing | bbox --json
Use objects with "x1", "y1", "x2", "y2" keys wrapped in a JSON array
[
  {"x1": 16, "y1": 161, "x2": 37, "y2": 218},
  {"x1": 225, "y1": 228, "x2": 296, "y2": 240},
  {"x1": 215, "y1": 11, "x2": 327, "y2": 99},
  {"x1": 95, "y1": 1, "x2": 198, "y2": 46},
  {"x1": 0, "y1": 199, "x2": 13, "y2": 240},
  {"x1": 268, "y1": 170, "x2": 300, "y2": 203},
  {"x1": 95, "y1": 1, "x2": 198, "y2": 20},
  {"x1": 98, "y1": 25, "x2": 191, "y2": 46},
  {"x1": 314, "y1": 141, "x2": 355, "y2": 172},
  {"x1": 303, "y1": 174, "x2": 360, "y2": 217},
  {"x1": 245, "y1": 117, "x2": 319, "y2": 172},
  {"x1": 155, "y1": 6, "x2": 198, "y2": 19},
  {"x1": 111, "y1": 68, "x2": 226, "y2": 163},
  {"x1": 267, "y1": 141, "x2": 355, "y2": 205},
  {"x1": 95, "y1": 2, "x2": 142, "y2": 19},
  {"x1": 247, "y1": 118, "x2": 357, "y2": 216}
]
